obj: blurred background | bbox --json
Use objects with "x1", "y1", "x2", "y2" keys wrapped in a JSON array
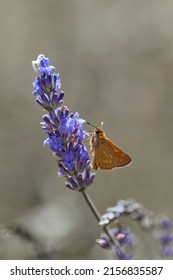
[{"x1": 0, "y1": 0, "x2": 173, "y2": 259}]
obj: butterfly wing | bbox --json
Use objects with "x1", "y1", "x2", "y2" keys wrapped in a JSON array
[{"x1": 92, "y1": 137, "x2": 131, "y2": 170}]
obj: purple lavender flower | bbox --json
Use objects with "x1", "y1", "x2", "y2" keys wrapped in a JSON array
[
  {"x1": 160, "y1": 232, "x2": 173, "y2": 244},
  {"x1": 111, "y1": 228, "x2": 134, "y2": 246},
  {"x1": 160, "y1": 218, "x2": 171, "y2": 229},
  {"x1": 32, "y1": 54, "x2": 63, "y2": 111},
  {"x1": 162, "y1": 246, "x2": 173, "y2": 257},
  {"x1": 157, "y1": 217, "x2": 173, "y2": 259},
  {"x1": 96, "y1": 224, "x2": 134, "y2": 259},
  {"x1": 96, "y1": 235, "x2": 111, "y2": 249},
  {"x1": 32, "y1": 54, "x2": 95, "y2": 190},
  {"x1": 115, "y1": 248, "x2": 132, "y2": 260}
]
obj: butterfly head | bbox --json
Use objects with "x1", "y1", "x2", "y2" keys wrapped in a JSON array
[
  {"x1": 95, "y1": 122, "x2": 104, "y2": 135},
  {"x1": 95, "y1": 127, "x2": 103, "y2": 134},
  {"x1": 94, "y1": 127, "x2": 107, "y2": 139},
  {"x1": 87, "y1": 121, "x2": 104, "y2": 136}
]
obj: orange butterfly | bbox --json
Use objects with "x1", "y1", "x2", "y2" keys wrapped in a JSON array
[{"x1": 88, "y1": 122, "x2": 132, "y2": 170}]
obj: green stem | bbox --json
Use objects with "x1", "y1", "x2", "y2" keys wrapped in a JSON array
[{"x1": 81, "y1": 190, "x2": 119, "y2": 248}]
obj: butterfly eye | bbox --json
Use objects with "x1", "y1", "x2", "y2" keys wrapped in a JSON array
[{"x1": 95, "y1": 129, "x2": 100, "y2": 134}]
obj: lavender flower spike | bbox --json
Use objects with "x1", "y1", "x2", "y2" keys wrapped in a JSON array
[{"x1": 32, "y1": 54, "x2": 95, "y2": 190}]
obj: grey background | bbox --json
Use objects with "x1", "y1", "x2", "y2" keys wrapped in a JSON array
[{"x1": 0, "y1": 0, "x2": 173, "y2": 259}]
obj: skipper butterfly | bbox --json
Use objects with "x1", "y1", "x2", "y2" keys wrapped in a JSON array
[{"x1": 88, "y1": 122, "x2": 132, "y2": 170}]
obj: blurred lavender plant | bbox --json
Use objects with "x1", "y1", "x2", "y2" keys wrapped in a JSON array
[
  {"x1": 97, "y1": 199, "x2": 154, "y2": 259},
  {"x1": 32, "y1": 55, "x2": 172, "y2": 260},
  {"x1": 97, "y1": 198, "x2": 173, "y2": 259},
  {"x1": 156, "y1": 217, "x2": 173, "y2": 259}
]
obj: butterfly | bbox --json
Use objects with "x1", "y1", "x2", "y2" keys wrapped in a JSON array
[{"x1": 88, "y1": 122, "x2": 132, "y2": 170}]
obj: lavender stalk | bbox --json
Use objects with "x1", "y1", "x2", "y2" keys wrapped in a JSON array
[{"x1": 32, "y1": 54, "x2": 119, "y2": 255}]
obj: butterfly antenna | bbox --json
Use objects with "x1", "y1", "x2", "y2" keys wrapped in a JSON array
[
  {"x1": 101, "y1": 121, "x2": 104, "y2": 128},
  {"x1": 86, "y1": 122, "x2": 97, "y2": 129}
]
